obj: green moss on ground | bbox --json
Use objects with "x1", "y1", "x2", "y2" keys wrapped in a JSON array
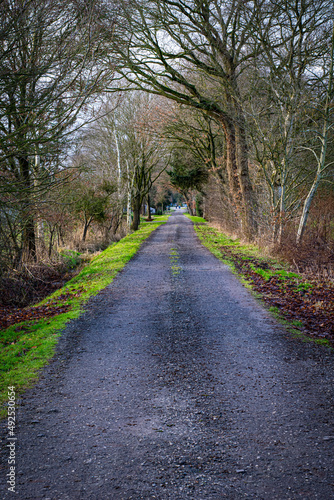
[
  {"x1": 186, "y1": 215, "x2": 332, "y2": 350},
  {"x1": 0, "y1": 220, "x2": 168, "y2": 418}
]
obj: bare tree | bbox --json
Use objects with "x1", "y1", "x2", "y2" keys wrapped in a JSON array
[
  {"x1": 296, "y1": 22, "x2": 334, "y2": 244},
  {"x1": 161, "y1": 103, "x2": 242, "y2": 226},
  {"x1": 74, "y1": 92, "x2": 170, "y2": 232},
  {"x1": 245, "y1": 0, "x2": 333, "y2": 243},
  {"x1": 117, "y1": 93, "x2": 169, "y2": 230},
  {"x1": 168, "y1": 148, "x2": 208, "y2": 216},
  {"x1": 0, "y1": 0, "x2": 115, "y2": 266}
]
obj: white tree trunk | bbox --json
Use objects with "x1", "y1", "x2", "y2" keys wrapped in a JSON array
[
  {"x1": 296, "y1": 24, "x2": 334, "y2": 245},
  {"x1": 113, "y1": 123, "x2": 122, "y2": 190},
  {"x1": 126, "y1": 160, "x2": 132, "y2": 227}
]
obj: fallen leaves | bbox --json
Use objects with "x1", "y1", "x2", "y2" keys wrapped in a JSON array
[
  {"x1": 197, "y1": 226, "x2": 334, "y2": 344},
  {"x1": 225, "y1": 249, "x2": 334, "y2": 343},
  {"x1": 0, "y1": 264, "x2": 78, "y2": 331},
  {"x1": 0, "y1": 303, "x2": 71, "y2": 331}
]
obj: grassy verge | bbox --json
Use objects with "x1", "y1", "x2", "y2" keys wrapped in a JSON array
[
  {"x1": 186, "y1": 214, "x2": 333, "y2": 349},
  {"x1": 185, "y1": 213, "x2": 278, "y2": 275},
  {"x1": 0, "y1": 217, "x2": 169, "y2": 418}
]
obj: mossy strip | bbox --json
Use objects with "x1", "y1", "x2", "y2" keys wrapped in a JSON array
[
  {"x1": 0, "y1": 221, "x2": 167, "y2": 418},
  {"x1": 186, "y1": 215, "x2": 332, "y2": 350}
]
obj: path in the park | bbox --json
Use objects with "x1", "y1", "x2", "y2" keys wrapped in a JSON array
[{"x1": 1, "y1": 211, "x2": 334, "y2": 499}]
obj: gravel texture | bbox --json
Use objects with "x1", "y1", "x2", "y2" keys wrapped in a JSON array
[{"x1": 1, "y1": 211, "x2": 334, "y2": 499}]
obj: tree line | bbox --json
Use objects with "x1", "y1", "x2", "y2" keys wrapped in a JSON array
[{"x1": 1, "y1": 0, "x2": 333, "y2": 274}]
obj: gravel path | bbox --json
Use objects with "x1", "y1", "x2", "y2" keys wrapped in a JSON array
[{"x1": 1, "y1": 211, "x2": 334, "y2": 499}]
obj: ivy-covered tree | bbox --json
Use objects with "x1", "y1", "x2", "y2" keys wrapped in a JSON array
[{"x1": 168, "y1": 149, "x2": 208, "y2": 216}]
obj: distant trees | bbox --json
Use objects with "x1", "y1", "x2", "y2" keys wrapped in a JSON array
[
  {"x1": 151, "y1": 173, "x2": 174, "y2": 214},
  {"x1": 296, "y1": 23, "x2": 334, "y2": 244},
  {"x1": 71, "y1": 179, "x2": 116, "y2": 242},
  {"x1": 163, "y1": 104, "x2": 225, "y2": 218},
  {"x1": 104, "y1": 93, "x2": 169, "y2": 230},
  {"x1": 118, "y1": 94, "x2": 167, "y2": 230},
  {"x1": 245, "y1": 0, "x2": 334, "y2": 243},
  {"x1": 72, "y1": 93, "x2": 170, "y2": 233}
]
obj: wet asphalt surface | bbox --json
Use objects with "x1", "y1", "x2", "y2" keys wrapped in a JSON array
[{"x1": 1, "y1": 211, "x2": 334, "y2": 499}]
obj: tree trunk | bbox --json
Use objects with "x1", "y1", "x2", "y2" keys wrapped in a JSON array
[
  {"x1": 48, "y1": 228, "x2": 55, "y2": 258},
  {"x1": 183, "y1": 191, "x2": 194, "y2": 216},
  {"x1": 114, "y1": 123, "x2": 122, "y2": 189},
  {"x1": 235, "y1": 118, "x2": 258, "y2": 238},
  {"x1": 20, "y1": 156, "x2": 37, "y2": 261},
  {"x1": 296, "y1": 24, "x2": 334, "y2": 245},
  {"x1": 126, "y1": 160, "x2": 132, "y2": 227},
  {"x1": 23, "y1": 216, "x2": 37, "y2": 261},
  {"x1": 58, "y1": 226, "x2": 65, "y2": 246},
  {"x1": 131, "y1": 196, "x2": 141, "y2": 231},
  {"x1": 220, "y1": 120, "x2": 241, "y2": 209},
  {"x1": 217, "y1": 99, "x2": 257, "y2": 239},
  {"x1": 82, "y1": 217, "x2": 92, "y2": 241},
  {"x1": 146, "y1": 194, "x2": 153, "y2": 220},
  {"x1": 112, "y1": 212, "x2": 121, "y2": 234},
  {"x1": 296, "y1": 174, "x2": 321, "y2": 245},
  {"x1": 127, "y1": 193, "x2": 132, "y2": 227}
]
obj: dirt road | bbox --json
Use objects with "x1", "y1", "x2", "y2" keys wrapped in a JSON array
[{"x1": 1, "y1": 211, "x2": 334, "y2": 499}]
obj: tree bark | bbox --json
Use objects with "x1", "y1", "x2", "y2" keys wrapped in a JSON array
[
  {"x1": 23, "y1": 216, "x2": 37, "y2": 262},
  {"x1": 183, "y1": 191, "x2": 194, "y2": 216},
  {"x1": 216, "y1": 109, "x2": 258, "y2": 239},
  {"x1": 220, "y1": 119, "x2": 241, "y2": 208},
  {"x1": 82, "y1": 217, "x2": 93, "y2": 241},
  {"x1": 131, "y1": 195, "x2": 141, "y2": 231},
  {"x1": 146, "y1": 194, "x2": 153, "y2": 220},
  {"x1": 235, "y1": 118, "x2": 258, "y2": 238},
  {"x1": 48, "y1": 228, "x2": 55, "y2": 258},
  {"x1": 20, "y1": 156, "x2": 37, "y2": 261},
  {"x1": 296, "y1": 23, "x2": 334, "y2": 245}
]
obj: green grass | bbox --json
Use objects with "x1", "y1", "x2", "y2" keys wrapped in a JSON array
[
  {"x1": 169, "y1": 247, "x2": 182, "y2": 276},
  {"x1": 184, "y1": 214, "x2": 207, "y2": 224},
  {"x1": 140, "y1": 214, "x2": 170, "y2": 224},
  {"x1": 0, "y1": 221, "x2": 167, "y2": 418},
  {"x1": 248, "y1": 263, "x2": 300, "y2": 281},
  {"x1": 187, "y1": 214, "x2": 331, "y2": 349},
  {"x1": 187, "y1": 216, "x2": 275, "y2": 270},
  {"x1": 268, "y1": 307, "x2": 329, "y2": 346},
  {"x1": 59, "y1": 249, "x2": 83, "y2": 270}
]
